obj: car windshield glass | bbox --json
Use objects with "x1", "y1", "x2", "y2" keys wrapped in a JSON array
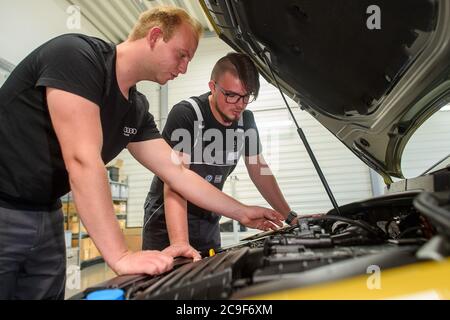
[{"x1": 401, "y1": 103, "x2": 450, "y2": 178}]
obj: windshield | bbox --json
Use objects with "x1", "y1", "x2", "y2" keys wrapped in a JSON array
[{"x1": 401, "y1": 103, "x2": 450, "y2": 178}]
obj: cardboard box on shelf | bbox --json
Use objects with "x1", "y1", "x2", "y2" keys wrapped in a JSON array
[
  {"x1": 75, "y1": 238, "x2": 90, "y2": 261},
  {"x1": 123, "y1": 228, "x2": 142, "y2": 236},
  {"x1": 70, "y1": 223, "x2": 79, "y2": 235},
  {"x1": 80, "y1": 248, "x2": 89, "y2": 261},
  {"x1": 62, "y1": 202, "x2": 77, "y2": 215},
  {"x1": 118, "y1": 219, "x2": 126, "y2": 230},
  {"x1": 72, "y1": 237, "x2": 101, "y2": 261},
  {"x1": 123, "y1": 228, "x2": 143, "y2": 252},
  {"x1": 113, "y1": 203, "x2": 127, "y2": 214},
  {"x1": 70, "y1": 222, "x2": 86, "y2": 235},
  {"x1": 125, "y1": 235, "x2": 142, "y2": 252},
  {"x1": 89, "y1": 245, "x2": 101, "y2": 260}
]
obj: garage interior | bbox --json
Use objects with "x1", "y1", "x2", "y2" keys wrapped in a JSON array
[{"x1": 1, "y1": 0, "x2": 449, "y2": 300}]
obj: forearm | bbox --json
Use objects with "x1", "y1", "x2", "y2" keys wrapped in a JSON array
[
  {"x1": 68, "y1": 159, "x2": 128, "y2": 270},
  {"x1": 164, "y1": 184, "x2": 190, "y2": 245}
]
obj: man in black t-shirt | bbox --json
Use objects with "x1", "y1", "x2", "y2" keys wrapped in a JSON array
[
  {"x1": 0, "y1": 7, "x2": 283, "y2": 300},
  {"x1": 143, "y1": 53, "x2": 297, "y2": 258}
]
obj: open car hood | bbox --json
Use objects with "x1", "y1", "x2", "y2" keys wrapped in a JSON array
[{"x1": 200, "y1": 0, "x2": 450, "y2": 182}]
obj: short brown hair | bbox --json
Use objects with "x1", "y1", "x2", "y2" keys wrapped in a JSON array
[
  {"x1": 211, "y1": 53, "x2": 260, "y2": 98},
  {"x1": 128, "y1": 6, "x2": 203, "y2": 42}
]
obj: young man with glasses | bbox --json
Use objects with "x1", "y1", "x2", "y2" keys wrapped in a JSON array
[{"x1": 142, "y1": 53, "x2": 298, "y2": 259}]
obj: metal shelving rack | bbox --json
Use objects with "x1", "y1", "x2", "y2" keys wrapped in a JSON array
[{"x1": 61, "y1": 177, "x2": 129, "y2": 269}]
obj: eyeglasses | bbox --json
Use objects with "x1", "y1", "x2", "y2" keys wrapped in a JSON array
[{"x1": 214, "y1": 82, "x2": 256, "y2": 104}]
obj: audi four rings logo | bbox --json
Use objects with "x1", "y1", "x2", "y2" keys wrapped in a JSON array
[{"x1": 123, "y1": 127, "x2": 137, "y2": 137}]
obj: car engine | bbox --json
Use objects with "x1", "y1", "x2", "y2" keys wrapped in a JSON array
[{"x1": 72, "y1": 185, "x2": 450, "y2": 300}]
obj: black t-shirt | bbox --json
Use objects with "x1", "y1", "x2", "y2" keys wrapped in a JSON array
[
  {"x1": 0, "y1": 34, "x2": 161, "y2": 210},
  {"x1": 147, "y1": 92, "x2": 262, "y2": 218}
]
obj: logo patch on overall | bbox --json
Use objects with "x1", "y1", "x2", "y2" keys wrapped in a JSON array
[
  {"x1": 214, "y1": 175, "x2": 223, "y2": 184},
  {"x1": 205, "y1": 175, "x2": 213, "y2": 182}
]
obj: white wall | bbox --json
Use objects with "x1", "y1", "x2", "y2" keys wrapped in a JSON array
[{"x1": 0, "y1": 0, "x2": 105, "y2": 64}]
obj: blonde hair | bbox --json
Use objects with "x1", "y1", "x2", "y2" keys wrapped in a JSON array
[{"x1": 128, "y1": 6, "x2": 203, "y2": 42}]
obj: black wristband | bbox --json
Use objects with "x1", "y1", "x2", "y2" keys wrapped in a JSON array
[{"x1": 285, "y1": 210, "x2": 298, "y2": 225}]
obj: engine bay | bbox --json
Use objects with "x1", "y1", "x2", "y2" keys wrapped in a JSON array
[{"x1": 72, "y1": 187, "x2": 449, "y2": 300}]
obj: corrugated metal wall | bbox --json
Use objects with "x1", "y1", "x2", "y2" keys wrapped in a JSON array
[{"x1": 221, "y1": 104, "x2": 375, "y2": 216}]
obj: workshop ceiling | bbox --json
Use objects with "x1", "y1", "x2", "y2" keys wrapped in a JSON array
[{"x1": 66, "y1": 0, "x2": 214, "y2": 43}]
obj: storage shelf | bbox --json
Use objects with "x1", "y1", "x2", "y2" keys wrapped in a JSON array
[
  {"x1": 80, "y1": 256, "x2": 104, "y2": 269},
  {"x1": 62, "y1": 178, "x2": 129, "y2": 268},
  {"x1": 71, "y1": 232, "x2": 89, "y2": 239},
  {"x1": 112, "y1": 197, "x2": 128, "y2": 202}
]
